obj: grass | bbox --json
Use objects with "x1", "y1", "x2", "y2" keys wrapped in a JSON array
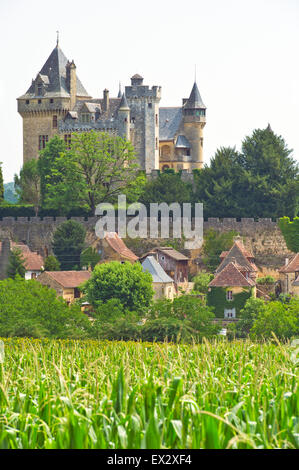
[{"x1": 0, "y1": 337, "x2": 298, "y2": 449}]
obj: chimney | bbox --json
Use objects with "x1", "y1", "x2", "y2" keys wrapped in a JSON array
[
  {"x1": 285, "y1": 258, "x2": 289, "y2": 266},
  {"x1": 103, "y1": 89, "x2": 109, "y2": 112},
  {"x1": 66, "y1": 60, "x2": 77, "y2": 110}
]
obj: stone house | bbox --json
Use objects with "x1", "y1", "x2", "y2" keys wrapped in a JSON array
[
  {"x1": 37, "y1": 270, "x2": 91, "y2": 304},
  {"x1": 141, "y1": 256, "x2": 175, "y2": 300},
  {"x1": 140, "y1": 247, "x2": 189, "y2": 284},
  {"x1": 278, "y1": 254, "x2": 299, "y2": 296},
  {"x1": 93, "y1": 232, "x2": 138, "y2": 264},
  {"x1": 17, "y1": 39, "x2": 206, "y2": 173},
  {"x1": 0, "y1": 239, "x2": 44, "y2": 280}
]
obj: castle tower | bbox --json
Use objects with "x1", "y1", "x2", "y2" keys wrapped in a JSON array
[
  {"x1": 125, "y1": 74, "x2": 161, "y2": 172},
  {"x1": 182, "y1": 82, "x2": 206, "y2": 169},
  {"x1": 118, "y1": 93, "x2": 130, "y2": 141},
  {"x1": 17, "y1": 41, "x2": 90, "y2": 164}
]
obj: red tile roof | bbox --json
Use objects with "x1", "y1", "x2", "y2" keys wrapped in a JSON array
[
  {"x1": 209, "y1": 262, "x2": 256, "y2": 288},
  {"x1": 279, "y1": 253, "x2": 299, "y2": 273},
  {"x1": 104, "y1": 232, "x2": 138, "y2": 261},
  {"x1": 0, "y1": 241, "x2": 44, "y2": 271},
  {"x1": 216, "y1": 241, "x2": 257, "y2": 274},
  {"x1": 43, "y1": 271, "x2": 91, "y2": 288}
]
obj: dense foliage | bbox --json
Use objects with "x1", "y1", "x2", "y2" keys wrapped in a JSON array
[
  {"x1": 52, "y1": 220, "x2": 86, "y2": 270},
  {"x1": 84, "y1": 261, "x2": 154, "y2": 313},
  {"x1": 44, "y1": 255, "x2": 60, "y2": 271},
  {"x1": 0, "y1": 338, "x2": 297, "y2": 449},
  {"x1": 14, "y1": 159, "x2": 41, "y2": 216},
  {"x1": 6, "y1": 249, "x2": 26, "y2": 279},
  {"x1": 201, "y1": 229, "x2": 238, "y2": 272},
  {"x1": 279, "y1": 216, "x2": 299, "y2": 253},
  {"x1": 139, "y1": 169, "x2": 192, "y2": 207}
]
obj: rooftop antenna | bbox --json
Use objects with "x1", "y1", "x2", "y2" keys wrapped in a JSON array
[{"x1": 56, "y1": 30, "x2": 59, "y2": 47}]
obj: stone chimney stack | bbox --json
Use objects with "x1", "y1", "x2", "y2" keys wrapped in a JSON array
[
  {"x1": 66, "y1": 60, "x2": 77, "y2": 110},
  {"x1": 103, "y1": 89, "x2": 109, "y2": 112}
]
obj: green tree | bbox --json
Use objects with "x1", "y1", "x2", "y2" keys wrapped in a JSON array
[
  {"x1": 140, "y1": 170, "x2": 193, "y2": 206},
  {"x1": 202, "y1": 229, "x2": 238, "y2": 272},
  {"x1": 37, "y1": 135, "x2": 67, "y2": 207},
  {"x1": 44, "y1": 131, "x2": 139, "y2": 214},
  {"x1": 236, "y1": 297, "x2": 267, "y2": 338},
  {"x1": 250, "y1": 298, "x2": 299, "y2": 341},
  {"x1": 84, "y1": 261, "x2": 154, "y2": 313},
  {"x1": 52, "y1": 220, "x2": 86, "y2": 270},
  {"x1": 279, "y1": 216, "x2": 299, "y2": 253},
  {"x1": 14, "y1": 159, "x2": 41, "y2": 215},
  {"x1": 0, "y1": 277, "x2": 90, "y2": 338},
  {"x1": 7, "y1": 248, "x2": 26, "y2": 279},
  {"x1": 44, "y1": 255, "x2": 60, "y2": 271},
  {"x1": 0, "y1": 163, "x2": 4, "y2": 203},
  {"x1": 80, "y1": 247, "x2": 101, "y2": 270},
  {"x1": 192, "y1": 271, "x2": 214, "y2": 294}
]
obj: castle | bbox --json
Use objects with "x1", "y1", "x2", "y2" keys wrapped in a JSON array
[{"x1": 17, "y1": 39, "x2": 206, "y2": 173}]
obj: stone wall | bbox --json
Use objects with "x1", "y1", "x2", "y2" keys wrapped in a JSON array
[{"x1": 0, "y1": 217, "x2": 292, "y2": 271}]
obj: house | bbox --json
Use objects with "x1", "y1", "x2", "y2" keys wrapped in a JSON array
[
  {"x1": 37, "y1": 271, "x2": 91, "y2": 304},
  {"x1": 0, "y1": 239, "x2": 44, "y2": 280},
  {"x1": 208, "y1": 262, "x2": 256, "y2": 319},
  {"x1": 141, "y1": 256, "x2": 176, "y2": 300},
  {"x1": 278, "y1": 254, "x2": 299, "y2": 296},
  {"x1": 207, "y1": 238, "x2": 257, "y2": 320},
  {"x1": 140, "y1": 247, "x2": 189, "y2": 284},
  {"x1": 93, "y1": 232, "x2": 138, "y2": 264}
]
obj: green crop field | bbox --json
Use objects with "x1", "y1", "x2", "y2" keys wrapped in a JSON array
[{"x1": 0, "y1": 337, "x2": 298, "y2": 449}]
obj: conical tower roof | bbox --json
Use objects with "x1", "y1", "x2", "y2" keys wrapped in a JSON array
[
  {"x1": 184, "y1": 82, "x2": 206, "y2": 109},
  {"x1": 18, "y1": 44, "x2": 90, "y2": 99},
  {"x1": 119, "y1": 93, "x2": 130, "y2": 110}
]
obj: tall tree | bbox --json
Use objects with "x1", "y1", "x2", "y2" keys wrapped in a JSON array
[
  {"x1": 140, "y1": 169, "x2": 193, "y2": 206},
  {"x1": 37, "y1": 135, "x2": 67, "y2": 207},
  {"x1": 52, "y1": 220, "x2": 86, "y2": 270},
  {"x1": 7, "y1": 248, "x2": 26, "y2": 279},
  {"x1": 14, "y1": 160, "x2": 41, "y2": 215},
  {"x1": 44, "y1": 131, "x2": 139, "y2": 214}
]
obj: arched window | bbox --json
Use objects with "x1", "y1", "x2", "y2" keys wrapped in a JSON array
[{"x1": 162, "y1": 164, "x2": 170, "y2": 171}]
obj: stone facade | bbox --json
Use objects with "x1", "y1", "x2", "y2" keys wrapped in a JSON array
[{"x1": 17, "y1": 42, "x2": 206, "y2": 172}]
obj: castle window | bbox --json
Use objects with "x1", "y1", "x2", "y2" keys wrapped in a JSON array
[
  {"x1": 131, "y1": 117, "x2": 135, "y2": 124},
  {"x1": 53, "y1": 115, "x2": 57, "y2": 128},
  {"x1": 162, "y1": 165, "x2": 170, "y2": 171},
  {"x1": 148, "y1": 103, "x2": 152, "y2": 108},
  {"x1": 156, "y1": 114, "x2": 158, "y2": 126},
  {"x1": 50, "y1": 99, "x2": 54, "y2": 104},
  {"x1": 64, "y1": 134, "x2": 72, "y2": 149},
  {"x1": 37, "y1": 84, "x2": 42, "y2": 96},
  {"x1": 26, "y1": 100, "x2": 29, "y2": 105},
  {"x1": 200, "y1": 138, "x2": 203, "y2": 147},
  {"x1": 38, "y1": 99, "x2": 42, "y2": 104},
  {"x1": 81, "y1": 113, "x2": 91, "y2": 123},
  {"x1": 155, "y1": 138, "x2": 158, "y2": 150},
  {"x1": 186, "y1": 149, "x2": 191, "y2": 156},
  {"x1": 38, "y1": 135, "x2": 48, "y2": 150}
]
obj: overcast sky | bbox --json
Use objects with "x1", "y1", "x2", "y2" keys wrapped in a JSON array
[{"x1": 0, "y1": 0, "x2": 298, "y2": 182}]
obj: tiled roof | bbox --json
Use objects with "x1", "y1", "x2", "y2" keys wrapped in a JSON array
[
  {"x1": 209, "y1": 262, "x2": 255, "y2": 288},
  {"x1": 216, "y1": 242, "x2": 257, "y2": 274},
  {"x1": 104, "y1": 232, "x2": 138, "y2": 261},
  {"x1": 142, "y1": 256, "x2": 174, "y2": 283},
  {"x1": 43, "y1": 271, "x2": 91, "y2": 288},
  {"x1": 279, "y1": 253, "x2": 299, "y2": 273},
  {"x1": 155, "y1": 247, "x2": 189, "y2": 261},
  {"x1": 0, "y1": 241, "x2": 44, "y2": 271},
  {"x1": 159, "y1": 107, "x2": 182, "y2": 141},
  {"x1": 19, "y1": 45, "x2": 90, "y2": 99}
]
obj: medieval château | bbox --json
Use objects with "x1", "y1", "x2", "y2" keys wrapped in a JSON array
[{"x1": 17, "y1": 40, "x2": 206, "y2": 173}]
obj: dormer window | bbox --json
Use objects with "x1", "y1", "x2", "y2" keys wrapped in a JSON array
[{"x1": 37, "y1": 84, "x2": 43, "y2": 96}]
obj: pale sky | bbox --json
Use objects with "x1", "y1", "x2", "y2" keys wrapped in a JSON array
[{"x1": 0, "y1": 0, "x2": 298, "y2": 182}]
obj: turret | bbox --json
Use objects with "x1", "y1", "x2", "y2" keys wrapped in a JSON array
[
  {"x1": 118, "y1": 93, "x2": 130, "y2": 140},
  {"x1": 182, "y1": 82, "x2": 206, "y2": 169},
  {"x1": 103, "y1": 89, "x2": 109, "y2": 112}
]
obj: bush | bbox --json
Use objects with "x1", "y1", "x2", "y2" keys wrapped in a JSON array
[
  {"x1": 256, "y1": 275, "x2": 276, "y2": 285},
  {"x1": 0, "y1": 204, "x2": 35, "y2": 218}
]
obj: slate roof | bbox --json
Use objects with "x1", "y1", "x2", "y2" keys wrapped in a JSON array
[
  {"x1": 119, "y1": 93, "x2": 130, "y2": 110},
  {"x1": 279, "y1": 253, "x2": 299, "y2": 273},
  {"x1": 19, "y1": 45, "x2": 90, "y2": 99},
  {"x1": 104, "y1": 232, "x2": 138, "y2": 261},
  {"x1": 154, "y1": 247, "x2": 189, "y2": 261},
  {"x1": 41, "y1": 271, "x2": 91, "y2": 288},
  {"x1": 216, "y1": 241, "x2": 257, "y2": 274},
  {"x1": 131, "y1": 74, "x2": 143, "y2": 79},
  {"x1": 209, "y1": 262, "x2": 256, "y2": 288},
  {"x1": 159, "y1": 107, "x2": 182, "y2": 141},
  {"x1": 175, "y1": 135, "x2": 191, "y2": 148},
  {"x1": 184, "y1": 82, "x2": 206, "y2": 109},
  {"x1": 142, "y1": 256, "x2": 174, "y2": 283},
  {"x1": 73, "y1": 97, "x2": 122, "y2": 119}
]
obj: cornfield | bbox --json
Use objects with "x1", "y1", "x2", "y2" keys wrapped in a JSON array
[{"x1": 0, "y1": 337, "x2": 298, "y2": 449}]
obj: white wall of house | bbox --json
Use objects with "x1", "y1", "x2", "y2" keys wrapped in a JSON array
[{"x1": 25, "y1": 270, "x2": 42, "y2": 280}]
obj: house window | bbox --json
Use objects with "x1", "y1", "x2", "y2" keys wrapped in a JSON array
[
  {"x1": 224, "y1": 308, "x2": 236, "y2": 319},
  {"x1": 81, "y1": 113, "x2": 91, "y2": 123},
  {"x1": 31, "y1": 273, "x2": 37, "y2": 279},
  {"x1": 38, "y1": 135, "x2": 48, "y2": 150},
  {"x1": 74, "y1": 288, "x2": 81, "y2": 299},
  {"x1": 53, "y1": 115, "x2": 57, "y2": 128},
  {"x1": 64, "y1": 134, "x2": 72, "y2": 149},
  {"x1": 162, "y1": 165, "x2": 170, "y2": 171},
  {"x1": 226, "y1": 290, "x2": 233, "y2": 301}
]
